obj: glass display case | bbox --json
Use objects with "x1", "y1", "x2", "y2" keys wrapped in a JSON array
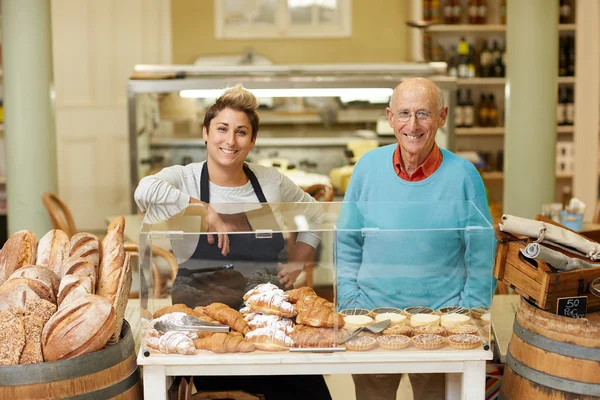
[
  {"x1": 138, "y1": 200, "x2": 494, "y2": 357},
  {"x1": 128, "y1": 64, "x2": 457, "y2": 213}
]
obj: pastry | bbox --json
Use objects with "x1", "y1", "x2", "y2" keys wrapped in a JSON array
[
  {"x1": 470, "y1": 306, "x2": 490, "y2": 320},
  {"x1": 374, "y1": 313, "x2": 407, "y2": 326},
  {"x1": 285, "y1": 286, "x2": 315, "y2": 303},
  {"x1": 339, "y1": 308, "x2": 370, "y2": 316},
  {"x1": 295, "y1": 293, "x2": 333, "y2": 314},
  {"x1": 376, "y1": 335, "x2": 411, "y2": 350},
  {"x1": 438, "y1": 306, "x2": 469, "y2": 315},
  {"x1": 344, "y1": 336, "x2": 377, "y2": 351},
  {"x1": 290, "y1": 325, "x2": 336, "y2": 348},
  {"x1": 412, "y1": 325, "x2": 447, "y2": 336},
  {"x1": 343, "y1": 314, "x2": 373, "y2": 331},
  {"x1": 147, "y1": 330, "x2": 196, "y2": 355},
  {"x1": 480, "y1": 313, "x2": 491, "y2": 325},
  {"x1": 410, "y1": 313, "x2": 440, "y2": 327},
  {"x1": 245, "y1": 314, "x2": 294, "y2": 334},
  {"x1": 153, "y1": 304, "x2": 196, "y2": 319},
  {"x1": 194, "y1": 332, "x2": 255, "y2": 353},
  {"x1": 245, "y1": 326, "x2": 294, "y2": 351},
  {"x1": 440, "y1": 313, "x2": 471, "y2": 328},
  {"x1": 447, "y1": 324, "x2": 479, "y2": 335},
  {"x1": 243, "y1": 283, "x2": 284, "y2": 301},
  {"x1": 382, "y1": 324, "x2": 413, "y2": 337},
  {"x1": 297, "y1": 306, "x2": 344, "y2": 329},
  {"x1": 448, "y1": 334, "x2": 482, "y2": 349},
  {"x1": 404, "y1": 306, "x2": 434, "y2": 316},
  {"x1": 245, "y1": 290, "x2": 296, "y2": 318},
  {"x1": 204, "y1": 303, "x2": 251, "y2": 335},
  {"x1": 412, "y1": 334, "x2": 445, "y2": 350}
]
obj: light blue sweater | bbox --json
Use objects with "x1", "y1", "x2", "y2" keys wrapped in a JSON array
[{"x1": 336, "y1": 145, "x2": 496, "y2": 311}]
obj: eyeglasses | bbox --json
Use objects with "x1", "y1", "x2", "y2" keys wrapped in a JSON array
[{"x1": 391, "y1": 108, "x2": 443, "y2": 122}]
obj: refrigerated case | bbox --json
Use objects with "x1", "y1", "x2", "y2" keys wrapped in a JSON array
[
  {"x1": 137, "y1": 200, "x2": 494, "y2": 398},
  {"x1": 127, "y1": 64, "x2": 457, "y2": 213}
]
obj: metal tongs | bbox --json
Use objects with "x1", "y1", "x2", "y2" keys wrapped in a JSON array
[{"x1": 153, "y1": 315, "x2": 231, "y2": 333}]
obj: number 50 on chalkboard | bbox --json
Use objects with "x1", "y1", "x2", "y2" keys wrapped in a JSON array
[{"x1": 556, "y1": 296, "x2": 587, "y2": 319}]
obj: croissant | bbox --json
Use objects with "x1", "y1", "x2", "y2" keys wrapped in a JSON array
[
  {"x1": 285, "y1": 287, "x2": 316, "y2": 304},
  {"x1": 294, "y1": 293, "x2": 333, "y2": 314},
  {"x1": 296, "y1": 306, "x2": 345, "y2": 329},
  {"x1": 245, "y1": 327, "x2": 294, "y2": 351},
  {"x1": 146, "y1": 331, "x2": 196, "y2": 355},
  {"x1": 194, "y1": 332, "x2": 255, "y2": 353},
  {"x1": 243, "y1": 283, "x2": 284, "y2": 301},
  {"x1": 245, "y1": 313, "x2": 294, "y2": 334},
  {"x1": 192, "y1": 306, "x2": 218, "y2": 323},
  {"x1": 291, "y1": 325, "x2": 336, "y2": 348},
  {"x1": 153, "y1": 304, "x2": 195, "y2": 319},
  {"x1": 203, "y1": 303, "x2": 250, "y2": 335},
  {"x1": 245, "y1": 291, "x2": 296, "y2": 318}
]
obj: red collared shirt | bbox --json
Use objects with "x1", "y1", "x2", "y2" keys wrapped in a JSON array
[{"x1": 393, "y1": 143, "x2": 443, "y2": 181}]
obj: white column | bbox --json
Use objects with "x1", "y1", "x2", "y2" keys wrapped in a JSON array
[
  {"x1": 573, "y1": 0, "x2": 600, "y2": 222},
  {"x1": 2, "y1": 0, "x2": 57, "y2": 236},
  {"x1": 503, "y1": 0, "x2": 558, "y2": 217}
]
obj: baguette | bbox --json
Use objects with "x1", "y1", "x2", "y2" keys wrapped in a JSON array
[
  {"x1": 108, "y1": 252, "x2": 132, "y2": 343},
  {"x1": 0, "y1": 230, "x2": 37, "y2": 286},
  {"x1": 68, "y1": 233, "x2": 100, "y2": 275},
  {"x1": 8, "y1": 265, "x2": 60, "y2": 296},
  {"x1": 57, "y1": 274, "x2": 94, "y2": 307},
  {"x1": 36, "y1": 230, "x2": 70, "y2": 278},
  {"x1": 97, "y1": 217, "x2": 125, "y2": 303},
  {"x1": 41, "y1": 294, "x2": 115, "y2": 361}
]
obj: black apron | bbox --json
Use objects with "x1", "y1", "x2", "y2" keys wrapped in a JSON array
[{"x1": 172, "y1": 163, "x2": 285, "y2": 310}]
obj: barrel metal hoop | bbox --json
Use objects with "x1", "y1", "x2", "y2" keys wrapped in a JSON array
[
  {"x1": 513, "y1": 318, "x2": 600, "y2": 362},
  {"x1": 62, "y1": 366, "x2": 140, "y2": 400},
  {"x1": 0, "y1": 321, "x2": 134, "y2": 386},
  {"x1": 506, "y1": 352, "x2": 600, "y2": 397}
]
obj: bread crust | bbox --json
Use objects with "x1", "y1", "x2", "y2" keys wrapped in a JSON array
[
  {"x1": 97, "y1": 217, "x2": 125, "y2": 302},
  {"x1": 36, "y1": 229, "x2": 70, "y2": 278},
  {"x1": 0, "y1": 230, "x2": 37, "y2": 286}
]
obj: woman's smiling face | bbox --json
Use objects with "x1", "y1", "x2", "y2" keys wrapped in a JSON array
[{"x1": 203, "y1": 107, "x2": 256, "y2": 169}]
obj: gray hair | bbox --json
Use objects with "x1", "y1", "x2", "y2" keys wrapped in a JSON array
[{"x1": 389, "y1": 80, "x2": 445, "y2": 111}]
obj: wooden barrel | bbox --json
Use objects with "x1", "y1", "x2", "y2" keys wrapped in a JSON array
[
  {"x1": 501, "y1": 298, "x2": 600, "y2": 400},
  {"x1": 0, "y1": 321, "x2": 141, "y2": 399}
]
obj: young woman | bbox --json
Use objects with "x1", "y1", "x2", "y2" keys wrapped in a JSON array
[{"x1": 134, "y1": 85, "x2": 331, "y2": 400}]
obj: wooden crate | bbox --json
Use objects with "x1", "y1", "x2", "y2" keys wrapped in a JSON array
[{"x1": 494, "y1": 219, "x2": 600, "y2": 313}]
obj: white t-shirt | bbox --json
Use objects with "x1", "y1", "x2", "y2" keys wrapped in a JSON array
[{"x1": 134, "y1": 161, "x2": 320, "y2": 247}]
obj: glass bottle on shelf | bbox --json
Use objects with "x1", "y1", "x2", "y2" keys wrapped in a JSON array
[
  {"x1": 467, "y1": 48, "x2": 476, "y2": 78},
  {"x1": 457, "y1": 37, "x2": 470, "y2": 78},
  {"x1": 558, "y1": 38, "x2": 568, "y2": 77},
  {"x1": 478, "y1": 93, "x2": 489, "y2": 127},
  {"x1": 478, "y1": 0, "x2": 488, "y2": 24},
  {"x1": 565, "y1": 87, "x2": 575, "y2": 126},
  {"x1": 455, "y1": 90, "x2": 465, "y2": 128},
  {"x1": 559, "y1": 0, "x2": 571, "y2": 24},
  {"x1": 468, "y1": 0, "x2": 478, "y2": 24},
  {"x1": 557, "y1": 88, "x2": 567, "y2": 126},
  {"x1": 479, "y1": 40, "x2": 492, "y2": 77},
  {"x1": 448, "y1": 45, "x2": 459, "y2": 77},
  {"x1": 491, "y1": 41, "x2": 504, "y2": 77},
  {"x1": 431, "y1": 40, "x2": 444, "y2": 62},
  {"x1": 487, "y1": 94, "x2": 499, "y2": 127},
  {"x1": 567, "y1": 36, "x2": 575, "y2": 77},
  {"x1": 452, "y1": 0, "x2": 463, "y2": 24},
  {"x1": 464, "y1": 89, "x2": 475, "y2": 128},
  {"x1": 500, "y1": 0, "x2": 507, "y2": 24},
  {"x1": 444, "y1": 0, "x2": 454, "y2": 24},
  {"x1": 430, "y1": 0, "x2": 441, "y2": 23},
  {"x1": 423, "y1": 0, "x2": 432, "y2": 21}
]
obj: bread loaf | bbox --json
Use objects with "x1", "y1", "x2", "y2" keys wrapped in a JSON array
[
  {"x1": 0, "y1": 307, "x2": 26, "y2": 365},
  {"x1": 41, "y1": 294, "x2": 115, "y2": 361},
  {"x1": 0, "y1": 277, "x2": 56, "y2": 312},
  {"x1": 68, "y1": 233, "x2": 100, "y2": 274},
  {"x1": 19, "y1": 315, "x2": 44, "y2": 364},
  {"x1": 108, "y1": 252, "x2": 132, "y2": 343},
  {"x1": 57, "y1": 274, "x2": 94, "y2": 307},
  {"x1": 97, "y1": 217, "x2": 125, "y2": 302},
  {"x1": 8, "y1": 265, "x2": 60, "y2": 296},
  {"x1": 0, "y1": 230, "x2": 37, "y2": 286},
  {"x1": 36, "y1": 229, "x2": 70, "y2": 277},
  {"x1": 61, "y1": 258, "x2": 97, "y2": 289}
]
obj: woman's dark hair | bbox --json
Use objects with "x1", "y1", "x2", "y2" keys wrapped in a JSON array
[{"x1": 203, "y1": 84, "x2": 260, "y2": 140}]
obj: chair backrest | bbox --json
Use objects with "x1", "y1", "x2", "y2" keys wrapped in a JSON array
[
  {"x1": 124, "y1": 242, "x2": 179, "y2": 299},
  {"x1": 304, "y1": 184, "x2": 334, "y2": 202},
  {"x1": 41, "y1": 192, "x2": 77, "y2": 237}
]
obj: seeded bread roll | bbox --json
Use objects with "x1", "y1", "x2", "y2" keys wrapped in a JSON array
[
  {"x1": 19, "y1": 315, "x2": 44, "y2": 364},
  {"x1": 42, "y1": 294, "x2": 115, "y2": 361},
  {"x1": 0, "y1": 277, "x2": 56, "y2": 312},
  {"x1": 97, "y1": 217, "x2": 125, "y2": 303},
  {"x1": 8, "y1": 265, "x2": 60, "y2": 297},
  {"x1": 0, "y1": 230, "x2": 37, "y2": 286},
  {"x1": 36, "y1": 229, "x2": 70, "y2": 278},
  {"x1": 0, "y1": 307, "x2": 26, "y2": 365},
  {"x1": 68, "y1": 233, "x2": 100, "y2": 276}
]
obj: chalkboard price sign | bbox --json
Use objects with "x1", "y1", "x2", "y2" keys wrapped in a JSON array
[{"x1": 556, "y1": 296, "x2": 587, "y2": 319}]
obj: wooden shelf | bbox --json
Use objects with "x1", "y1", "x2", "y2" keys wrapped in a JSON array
[
  {"x1": 557, "y1": 126, "x2": 575, "y2": 134},
  {"x1": 558, "y1": 76, "x2": 576, "y2": 84},
  {"x1": 457, "y1": 78, "x2": 506, "y2": 85},
  {"x1": 559, "y1": 24, "x2": 576, "y2": 32},
  {"x1": 482, "y1": 172, "x2": 573, "y2": 180},
  {"x1": 200, "y1": 109, "x2": 385, "y2": 125},
  {"x1": 457, "y1": 127, "x2": 574, "y2": 136},
  {"x1": 426, "y1": 24, "x2": 574, "y2": 33}
]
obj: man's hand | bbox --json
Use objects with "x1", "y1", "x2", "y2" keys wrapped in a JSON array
[{"x1": 277, "y1": 262, "x2": 304, "y2": 289}]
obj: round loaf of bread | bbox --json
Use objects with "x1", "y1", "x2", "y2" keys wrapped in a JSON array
[
  {"x1": 42, "y1": 294, "x2": 116, "y2": 361},
  {"x1": 8, "y1": 265, "x2": 60, "y2": 296},
  {"x1": 0, "y1": 277, "x2": 55, "y2": 312}
]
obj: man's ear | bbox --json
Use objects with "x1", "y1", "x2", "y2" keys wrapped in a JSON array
[
  {"x1": 439, "y1": 106, "x2": 449, "y2": 127},
  {"x1": 386, "y1": 107, "x2": 394, "y2": 128}
]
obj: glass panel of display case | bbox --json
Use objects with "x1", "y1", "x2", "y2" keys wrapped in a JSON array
[{"x1": 139, "y1": 201, "x2": 494, "y2": 357}]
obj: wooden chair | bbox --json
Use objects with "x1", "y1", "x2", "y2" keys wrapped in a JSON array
[
  {"x1": 42, "y1": 192, "x2": 77, "y2": 237},
  {"x1": 124, "y1": 242, "x2": 179, "y2": 299}
]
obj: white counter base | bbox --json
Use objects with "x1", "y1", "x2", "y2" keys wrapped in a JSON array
[{"x1": 139, "y1": 349, "x2": 492, "y2": 400}]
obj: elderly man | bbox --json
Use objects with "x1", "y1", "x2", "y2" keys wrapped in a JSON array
[{"x1": 336, "y1": 77, "x2": 495, "y2": 400}]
